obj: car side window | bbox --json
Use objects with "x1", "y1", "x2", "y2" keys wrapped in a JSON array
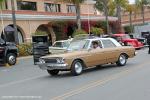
[
  {"x1": 90, "y1": 40, "x2": 102, "y2": 49},
  {"x1": 102, "y1": 40, "x2": 116, "y2": 48}
]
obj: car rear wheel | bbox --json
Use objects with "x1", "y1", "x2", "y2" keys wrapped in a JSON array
[
  {"x1": 47, "y1": 70, "x2": 59, "y2": 76},
  {"x1": 116, "y1": 54, "x2": 127, "y2": 66},
  {"x1": 7, "y1": 53, "x2": 17, "y2": 66},
  {"x1": 71, "y1": 60, "x2": 83, "y2": 76}
]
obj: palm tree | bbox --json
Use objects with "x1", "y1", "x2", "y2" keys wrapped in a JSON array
[
  {"x1": 135, "y1": 0, "x2": 150, "y2": 24},
  {"x1": 126, "y1": 4, "x2": 136, "y2": 33},
  {"x1": 95, "y1": 0, "x2": 110, "y2": 34},
  {"x1": 57, "y1": 0, "x2": 85, "y2": 30},
  {"x1": 113, "y1": 0, "x2": 129, "y2": 26}
]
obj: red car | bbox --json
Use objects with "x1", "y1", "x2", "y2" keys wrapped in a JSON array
[{"x1": 112, "y1": 34, "x2": 144, "y2": 49}]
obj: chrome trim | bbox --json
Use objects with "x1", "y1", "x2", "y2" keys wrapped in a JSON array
[{"x1": 38, "y1": 63, "x2": 68, "y2": 70}]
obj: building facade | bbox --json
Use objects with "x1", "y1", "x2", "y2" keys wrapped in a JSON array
[{"x1": 0, "y1": 0, "x2": 118, "y2": 44}]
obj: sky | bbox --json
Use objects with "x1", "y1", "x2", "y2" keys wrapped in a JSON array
[{"x1": 129, "y1": 0, "x2": 135, "y2": 4}]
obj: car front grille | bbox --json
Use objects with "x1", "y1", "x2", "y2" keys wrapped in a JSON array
[{"x1": 44, "y1": 58, "x2": 57, "y2": 63}]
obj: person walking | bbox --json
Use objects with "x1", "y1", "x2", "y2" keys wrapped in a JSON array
[{"x1": 147, "y1": 33, "x2": 150, "y2": 54}]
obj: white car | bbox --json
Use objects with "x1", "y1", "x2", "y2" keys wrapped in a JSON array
[{"x1": 49, "y1": 39, "x2": 72, "y2": 54}]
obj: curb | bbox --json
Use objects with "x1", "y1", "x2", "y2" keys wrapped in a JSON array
[{"x1": 18, "y1": 56, "x2": 32, "y2": 60}]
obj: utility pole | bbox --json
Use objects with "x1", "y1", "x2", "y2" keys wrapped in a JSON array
[{"x1": 11, "y1": 0, "x2": 19, "y2": 44}]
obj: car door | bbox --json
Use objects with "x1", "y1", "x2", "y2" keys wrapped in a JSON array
[
  {"x1": 83, "y1": 40, "x2": 106, "y2": 67},
  {"x1": 101, "y1": 39, "x2": 119, "y2": 63}
]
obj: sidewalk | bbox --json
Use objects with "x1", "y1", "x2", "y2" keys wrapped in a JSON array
[{"x1": 18, "y1": 56, "x2": 32, "y2": 60}]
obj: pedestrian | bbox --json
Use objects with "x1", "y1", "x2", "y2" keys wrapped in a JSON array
[{"x1": 147, "y1": 33, "x2": 150, "y2": 54}]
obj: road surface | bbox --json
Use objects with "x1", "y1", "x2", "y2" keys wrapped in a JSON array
[{"x1": 0, "y1": 48, "x2": 150, "y2": 100}]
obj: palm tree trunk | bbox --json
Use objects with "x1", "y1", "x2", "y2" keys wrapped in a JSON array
[
  {"x1": 76, "y1": 4, "x2": 81, "y2": 30},
  {"x1": 103, "y1": 0, "x2": 110, "y2": 34},
  {"x1": 117, "y1": 4, "x2": 122, "y2": 32},
  {"x1": 129, "y1": 12, "x2": 133, "y2": 33},
  {"x1": 11, "y1": 0, "x2": 19, "y2": 44},
  {"x1": 141, "y1": 5, "x2": 145, "y2": 24}
]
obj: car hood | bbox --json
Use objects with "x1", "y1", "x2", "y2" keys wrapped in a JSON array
[{"x1": 41, "y1": 50, "x2": 87, "y2": 59}]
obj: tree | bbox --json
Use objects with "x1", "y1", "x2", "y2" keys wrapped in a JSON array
[
  {"x1": 135, "y1": 0, "x2": 150, "y2": 24},
  {"x1": 57, "y1": 0, "x2": 85, "y2": 30},
  {"x1": 126, "y1": 4, "x2": 136, "y2": 33},
  {"x1": 95, "y1": 0, "x2": 110, "y2": 34},
  {"x1": 113, "y1": 0, "x2": 129, "y2": 25}
]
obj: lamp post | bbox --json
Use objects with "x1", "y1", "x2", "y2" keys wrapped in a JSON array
[
  {"x1": 84, "y1": 0, "x2": 96, "y2": 34},
  {"x1": 11, "y1": 0, "x2": 18, "y2": 44}
]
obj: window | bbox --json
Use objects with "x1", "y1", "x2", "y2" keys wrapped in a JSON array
[
  {"x1": 102, "y1": 40, "x2": 116, "y2": 48},
  {"x1": 17, "y1": 1, "x2": 37, "y2": 11},
  {"x1": 45, "y1": 3, "x2": 61, "y2": 12},
  {"x1": 90, "y1": 40, "x2": 102, "y2": 48},
  {"x1": 67, "y1": 5, "x2": 76, "y2": 13}
]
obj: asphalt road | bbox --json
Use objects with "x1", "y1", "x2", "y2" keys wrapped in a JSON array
[{"x1": 0, "y1": 48, "x2": 150, "y2": 100}]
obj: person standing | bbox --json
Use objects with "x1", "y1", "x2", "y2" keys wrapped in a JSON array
[{"x1": 147, "y1": 33, "x2": 150, "y2": 54}]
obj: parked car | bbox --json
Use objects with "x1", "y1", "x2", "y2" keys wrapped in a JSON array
[
  {"x1": 0, "y1": 38, "x2": 18, "y2": 66},
  {"x1": 37, "y1": 37, "x2": 136, "y2": 76},
  {"x1": 49, "y1": 39, "x2": 72, "y2": 54},
  {"x1": 129, "y1": 34, "x2": 147, "y2": 45},
  {"x1": 112, "y1": 34, "x2": 144, "y2": 49}
]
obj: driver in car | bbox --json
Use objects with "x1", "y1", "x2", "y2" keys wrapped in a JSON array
[{"x1": 92, "y1": 41, "x2": 100, "y2": 49}]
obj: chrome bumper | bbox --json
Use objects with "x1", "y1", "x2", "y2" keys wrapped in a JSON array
[{"x1": 38, "y1": 63, "x2": 68, "y2": 70}]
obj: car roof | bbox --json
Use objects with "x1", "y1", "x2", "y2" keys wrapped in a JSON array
[
  {"x1": 86, "y1": 37, "x2": 114, "y2": 41},
  {"x1": 54, "y1": 39, "x2": 72, "y2": 43}
]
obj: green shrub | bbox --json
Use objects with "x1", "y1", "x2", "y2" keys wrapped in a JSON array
[
  {"x1": 32, "y1": 31, "x2": 48, "y2": 36},
  {"x1": 73, "y1": 29, "x2": 87, "y2": 37},
  {"x1": 91, "y1": 27, "x2": 104, "y2": 36},
  {"x1": 18, "y1": 43, "x2": 32, "y2": 57}
]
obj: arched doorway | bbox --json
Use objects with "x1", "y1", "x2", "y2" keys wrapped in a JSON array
[
  {"x1": 36, "y1": 24, "x2": 56, "y2": 45},
  {"x1": 1, "y1": 25, "x2": 24, "y2": 44}
]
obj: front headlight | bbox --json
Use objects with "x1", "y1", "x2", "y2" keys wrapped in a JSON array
[
  {"x1": 39, "y1": 58, "x2": 45, "y2": 64},
  {"x1": 56, "y1": 58, "x2": 65, "y2": 64}
]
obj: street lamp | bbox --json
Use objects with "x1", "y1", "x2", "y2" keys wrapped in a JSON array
[{"x1": 84, "y1": 0, "x2": 96, "y2": 34}]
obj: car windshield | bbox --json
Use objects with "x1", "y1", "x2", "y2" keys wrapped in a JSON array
[
  {"x1": 122, "y1": 34, "x2": 131, "y2": 39},
  {"x1": 53, "y1": 42, "x2": 63, "y2": 47},
  {"x1": 67, "y1": 40, "x2": 89, "y2": 51},
  {"x1": 53, "y1": 41, "x2": 70, "y2": 48}
]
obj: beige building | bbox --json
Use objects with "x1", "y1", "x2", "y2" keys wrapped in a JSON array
[{"x1": 0, "y1": 0, "x2": 118, "y2": 44}]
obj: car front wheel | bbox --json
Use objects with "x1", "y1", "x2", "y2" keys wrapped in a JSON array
[
  {"x1": 7, "y1": 53, "x2": 17, "y2": 66},
  {"x1": 71, "y1": 60, "x2": 83, "y2": 76},
  {"x1": 47, "y1": 70, "x2": 59, "y2": 76},
  {"x1": 116, "y1": 54, "x2": 127, "y2": 66}
]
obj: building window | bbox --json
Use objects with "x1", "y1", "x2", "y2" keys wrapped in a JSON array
[
  {"x1": 45, "y1": 3, "x2": 61, "y2": 12},
  {"x1": 67, "y1": 5, "x2": 76, "y2": 13},
  {"x1": 17, "y1": 1, "x2": 37, "y2": 11}
]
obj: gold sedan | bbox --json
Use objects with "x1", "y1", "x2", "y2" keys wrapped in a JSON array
[{"x1": 38, "y1": 37, "x2": 136, "y2": 76}]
